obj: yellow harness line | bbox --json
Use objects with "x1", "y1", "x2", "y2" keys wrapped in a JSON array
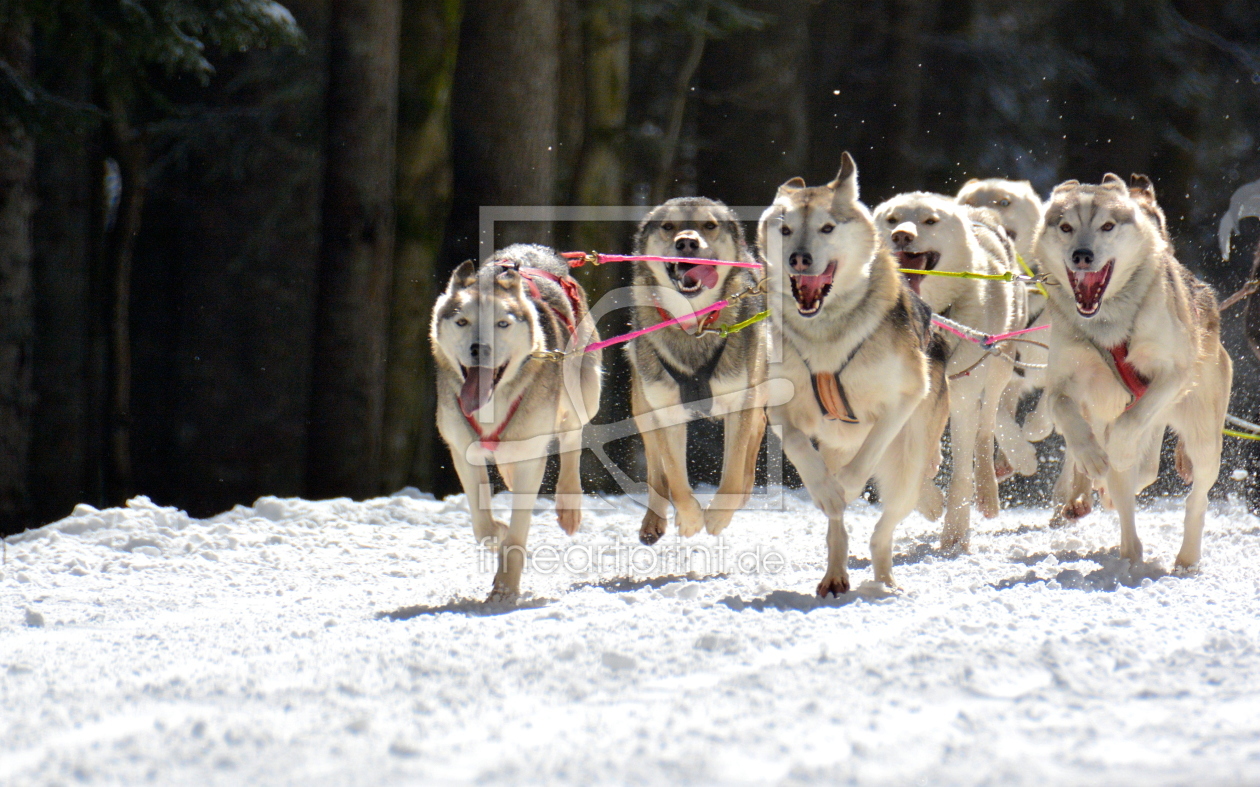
[
  {"x1": 1224, "y1": 428, "x2": 1260, "y2": 441},
  {"x1": 710, "y1": 309, "x2": 770, "y2": 338},
  {"x1": 1015, "y1": 253, "x2": 1051, "y2": 298},
  {"x1": 897, "y1": 267, "x2": 1049, "y2": 285}
]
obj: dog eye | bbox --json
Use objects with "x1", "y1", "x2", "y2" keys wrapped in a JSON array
[
  {"x1": 886, "y1": 216, "x2": 897, "y2": 225},
  {"x1": 819, "y1": 224, "x2": 835, "y2": 234},
  {"x1": 1059, "y1": 222, "x2": 1073, "y2": 233},
  {"x1": 455, "y1": 317, "x2": 469, "y2": 327},
  {"x1": 998, "y1": 199, "x2": 1010, "y2": 207},
  {"x1": 704, "y1": 221, "x2": 717, "y2": 231},
  {"x1": 662, "y1": 222, "x2": 674, "y2": 232},
  {"x1": 497, "y1": 319, "x2": 510, "y2": 328},
  {"x1": 780, "y1": 224, "x2": 792, "y2": 236},
  {"x1": 924, "y1": 217, "x2": 938, "y2": 226},
  {"x1": 1100, "y1": 221, "x2": 1115, "y2": 232}
]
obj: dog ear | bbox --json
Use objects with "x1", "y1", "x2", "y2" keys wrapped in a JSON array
[
  {"x1": 829, "y1": 151, "x2": 859, "y2": 202},
  {"x1": 1129, "y1": 173, "x2": 1155, "y2": 199},
  {"x1": 777, "y1": 177, "x2": 806, "y2": 197},
  {"x1": 494, "y1": 266, "x2": 523, "y2": 292},
  {"x1": 1101, "y1": 173, "x2": 1127, "y2": 191},
  {"x1": 1051, "y1": 179, "x2": 1080, "y2": 194},
  {"x1": 962, "y1": 178, "x2": 979, "y2": 187},
  {"x1": 448, "y1": 259, "x2": 477, "y2": 290}
]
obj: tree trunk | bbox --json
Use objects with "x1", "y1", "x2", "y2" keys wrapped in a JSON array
[
  {"x1": 885, "y1": 0, "x2": 938, "y2": 192},
  {"x1": 570, "y1": 0, "x2": 630, "y2": 289},
  {"x1": 447, "y1": 0, "x2": 559, "y2": 254},
  {"x1": 102, "y1": 94, "x2": 145, "y2": 504},
  {"x1": 382, "y1": 0, "x2": 463, "y2": 495},
  {"x1": 307, "y1": 0, "x2": 402, "y2": 500},
  {"x1": 0, "y1": 22, "x2": 35, "y2": 532},
  {"x1": 30, "y1": 36, "x2": 99, "y2": 523},
  {"x1": 652, "y1": 2, "x2": 707, "y2": 206}
]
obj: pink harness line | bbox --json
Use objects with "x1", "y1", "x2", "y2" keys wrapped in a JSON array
[
  {"x1": 932, "y1": 317, "x2": 1049, "y2": 350},
  {"x1": 561, "y1": 251, "x2": 760, "y2": 269},
  {"x1": 579, "y1": 299, "x2": 730, "y2": 355}
]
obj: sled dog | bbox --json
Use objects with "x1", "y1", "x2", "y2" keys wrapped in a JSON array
[
  {"x1": 432, "y1": 244, "x2": 603, "y2": 600},
  {"x1": 759, "y1": 153, "x2": 949, "y2": 594},
  {"x1": 873, "y1": 192, "x2": 1027, "y2": 552},
  {"x1": 628, "y1": 197, "x2": 769, "y2": 545},
  {"x1": 957, "y1": 178, "x2": 1052, "y2": 476},
  {"x1": 1036, "y1": 174, "x2": 1230, "y2": 568}
]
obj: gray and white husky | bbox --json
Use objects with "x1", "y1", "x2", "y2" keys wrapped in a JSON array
[
  {"x1": 1036, "y1": 175, "x2": 1230, "y2": 569},
  {"x1": 759, "y1": 153, "x2": 949, "y2": 595},
  {"x1": 431, "y1": 244, "x2": 603, "y2": 600},
  {"x1": 627, "y1": 198, "x2": 769, "y2": 545},
  {"x1": 873, "y1": 192, "x2": 1026, "y2": 553}
]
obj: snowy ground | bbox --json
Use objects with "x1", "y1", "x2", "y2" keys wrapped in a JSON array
[{"x1": 3, "y1": 487, "x2": 1260, "y2": 785}]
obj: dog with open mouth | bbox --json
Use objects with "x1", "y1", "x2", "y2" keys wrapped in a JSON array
[
  {"x1": 627, "y1": 197, "x2": 769, "y2": 545},
  {"x1": 759, "y1": 153, "x2": 949, "y2": 595},
  {"x1": 1036, "y1": 175, "x2": 1230, "y2": 570},
  {"x1": 431, "y1": 244, "x2": 603, "y2": 601},
  {"x1": 872, "y1": 192, "x2": 1027, "y2": 554}
]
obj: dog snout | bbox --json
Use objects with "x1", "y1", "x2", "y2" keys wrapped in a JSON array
[
  {"x1": 469, "y1": 342, "x2": 491, "y2": 362},
  {"x1": 788, "y1": 250, "x2": 813, "y2": 272},
  {"x1": 891, "y1": 222, "x2": 917, "y2": 248},
  {"x1": 673, "y1": 229, "x2": 704, "y2": 255},
  {"x1": 1071, "y1": 248, "x2": 1094, "y2": 269}
]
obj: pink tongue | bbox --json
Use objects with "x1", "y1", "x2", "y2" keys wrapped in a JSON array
[
  {"x1": 1073, "y1": 270, "x2": 1108, "y2": 310},
  {"x1": 681, "y1": 264, "x2": 719, "y2": 290},
  {"x1": 459, "y1": 366, "x2": 496, "y2": 415},
  {"x1": 795, "y1": 273, "x2": 830, "y2": 303}
]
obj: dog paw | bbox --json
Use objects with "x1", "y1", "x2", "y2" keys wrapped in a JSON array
[
  {"x1": 1063, "y1": 494, "x2": 1092, "y2": 521},
  {"x1": 703, "y1": 507, "x2": 735, "y2": 536},
  {"x1": 994, "y1": 450, "x2": 1014, "y2": 483},
  {"x1": 485, "y1": 582, "x2": 519, "y2": 604},
  {"x1": 811, "y1": 480, "x2": 847, "y2": 520},
  {"x1": 1074, "y1": 442, "x2": 1110, "y2": 481},
  {"x1": 939, "y1": 531, "x2": 969, "y2": 557},
  {"x1": 556, "y1": 506, "x2": 581, "y2": 536},
  {"x1": 639, "y1": 510, "x2": 666, "y2": 546},
  {"x1": 816, "y1": 573, "x2": 850, "y2": 598}
]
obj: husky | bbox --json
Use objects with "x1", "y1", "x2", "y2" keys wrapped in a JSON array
[
  {"x1": 628, "y1": 197, "x2": 768, "y2": 545},
  {"x1": 1035, "y1": 174, "x2": 1231, "y2": 568},
  {"x1": 431, "y1": 244, "x2": 603, "y2": 600},
  {"x1": 872, "y1": 192, "x2": 1027, "y2": 553},
  {"x1": 957, "y1": 179, "x2": 1052, "y2": 477},
  {"x1": 759, "y1": 153, "x2": 949, "y2": 595}
]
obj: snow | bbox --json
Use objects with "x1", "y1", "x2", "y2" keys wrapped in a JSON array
[{"x1": 3, "y1": 488, "x2": 1260, "y2": 784}]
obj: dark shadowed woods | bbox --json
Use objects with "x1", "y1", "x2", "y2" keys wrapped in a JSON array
[{"x1": 1, "y1": 0, "x2": 1260, "y2": 535}]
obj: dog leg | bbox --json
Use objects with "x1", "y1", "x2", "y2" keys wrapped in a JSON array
[
  {"x1": 554, "y1": 414, "x2": 583, "y2": 536},
  {"x1": 1106, "y1": 462, "x2": 1142, "y2": 566},
  {"x1": 658, "y1": 419, "x2": 703, "y2": 537},
  {"x1": 818, "y1": 513, "x2": 851, "y2": 597},
  {"x1": 1023, "y1": 390, "x2": 1054, "y2": 442},
  {"x1": 1174, "y1": 370, "x2": 1228, "y2": 569},
  {"x1": 488, "y1": 455, "x2": 547, "y2": 602},
  {"x1": 870, "y1": 439, "x2": 921, "y2": 588},
  {"x1": 632, "y1": 383, "x2": 670, "y2": 545},
  {"x1": 833, "y1": 390, "x2": 921, "y2": 504},
  {"x1": 995, "y1": 385, "x2": 1037, "y2": 478},
  {"x1": 451, "y1": 440, "x2": 506, "y2": 548},
  {"x1": 705, "y1": 404, "x2": 766, "y2": 536},
  {"x1": 975, "y1": 363, "x2": 1008, "y2": 518},
  {"x1": 942, "y1": 395, "x2": 980, "y2": 554}
]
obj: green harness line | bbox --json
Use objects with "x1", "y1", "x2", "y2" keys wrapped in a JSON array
[
  {"x1": 897, "y1": 267, "x2": 1052, "y2": 286},
  {"x1": 711, "y1": 309, "x2": 770, "y2": 338}
]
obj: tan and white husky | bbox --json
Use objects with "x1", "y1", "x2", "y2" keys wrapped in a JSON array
[
  {"x1": 873, "y1": 192, "x2": 1026, "y2": 552},
  {"x1": 1035, "y1": 175, "x2": 1230, "y2": 568},
  {"x1": 759, "y1": 153, "x2": 949, "y2": 595}
]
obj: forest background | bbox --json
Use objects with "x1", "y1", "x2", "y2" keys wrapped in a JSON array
[{"x1": 1, "y1": 0, "x2": 1259, "y2": 536}]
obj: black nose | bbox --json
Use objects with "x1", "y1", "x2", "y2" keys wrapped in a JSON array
[
  {"x1": 675, "y1": 236, "x2": 699, "y2": 254},
  {"x1": 1071, "y1": 248, "x2": 1094, "y2": 269},
  {"x1": 469, "y1": 342, "x2": 490, "y2": 362},
  {"x1": 789, "y1": 250, "x2": 813, "y2": 272}
]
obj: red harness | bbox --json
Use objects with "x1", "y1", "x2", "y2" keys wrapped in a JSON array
[
  {"x1": 654, "y1": 303, "x2": 724, "y2": 332},
  {"x1": 461, "y1": 394, "x2": 524, "y2": 452},
  {"x1": 1109, "y1": 343, "x2": 1150, "y2": 403},
  {"x1": 496, "y1": 262, "x2": 583, "y2": 338}
]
